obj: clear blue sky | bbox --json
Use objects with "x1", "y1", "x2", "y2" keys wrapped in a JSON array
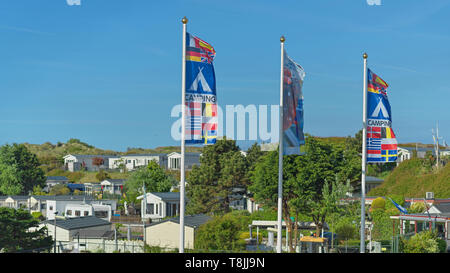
[{"x1": 1, "y1": 0, "x2": 449, "y2": 152}]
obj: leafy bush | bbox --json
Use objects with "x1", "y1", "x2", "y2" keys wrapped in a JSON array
[
  {"x1": 31, "y1": 212, "x2": 44, "y2": 220},
  {"x1": 370, "y1": 209, "x2": 393, "y2": 241},
  {"x1": 195, "y1": 213, "x2": 249, "y2": 252},
  {"x1": 402, "y1": 231, "x2": 440, "y2": 253},
  {"x1": 96, "y1": 170, "x2": 110, "y2": 182},
  {"x1": 436, "y1": 238, "x2": 447, "y2": 253},
  {"x1": 408, "y1": 202, "x2": 426, "y2": 214},
  {"x1": 370, "y1": 197, "x2": 385, "y2": 211}
]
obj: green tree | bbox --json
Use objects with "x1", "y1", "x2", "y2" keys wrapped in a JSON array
[
  {"x1": 370, "y1": 197, "x2": 386, "y2": 211},
  {"x1": 336, "y1": 221, "x2": 356, "y2": 251},
  {"x1": 408, "y1": 202, "x2": 426, "y2": 214},
  {"x1": 402, "y1": 231, "x2": 440, "y2": 253},
  {"x1": 96, "y1": 170, "x2": 111, "y2": 182},
  {"x1": 32, "y1": 185, "x2": 47, "y2": 196},
  {"x1": 370, "y1": 209, "x2": 392, "y2": 241},
  {"x1": 123, "y1": 161, "x2": 175, "y2": 210},
  {"x1": 0, "y1": 208, "x2": 53, "y2": 252},
  {"x1": 49, "y1": 184, "x2": 70, "y2": 195},
  {"x1": 195, "y1": 213, "x2": 248, "y2": 252},
  {"x1": 186, "y1": 138, "x2": 249, "y2": 215},
  {"x1": 245, "y1": 142, "x2": 265, "y2": 174},
  {"x1": 249, "y1": 136, "x2": 355, "y2": 252},
  {"x1": 0, "y1": 144, "x2": 46, "y2": 195}
]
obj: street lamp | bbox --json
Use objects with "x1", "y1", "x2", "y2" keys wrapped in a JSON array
[{"x1": 54, "y1": 211, "x2": 58, "y2": 253}]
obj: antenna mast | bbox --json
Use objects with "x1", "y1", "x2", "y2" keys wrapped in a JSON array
[{"x1": 432, "y1": 122, "x2": 442, "y2": 169}]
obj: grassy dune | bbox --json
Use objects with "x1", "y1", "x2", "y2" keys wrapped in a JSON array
[{"x1": 368, "y1": 158, "x2": 450, "y2": 198}]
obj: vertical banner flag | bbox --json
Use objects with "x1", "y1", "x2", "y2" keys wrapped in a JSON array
[
  {"x1": 366, "y1": 69, "x2": 398, "y2": 163},
  {"x1": 282, "y1": 50, "x2": 306, "y2": 155},
  {"x1": 185, "y1": 33, "x2": 218, "y2": 145}
]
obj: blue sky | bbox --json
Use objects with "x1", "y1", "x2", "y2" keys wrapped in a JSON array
[{"x1": 1, "y1": 0, "x2": 449, "y2": 152}]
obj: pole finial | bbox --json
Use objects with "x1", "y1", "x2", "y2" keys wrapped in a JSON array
[
  {"x1": 280, "y1": 36, "x2": 285, "y2": 43},
  {"x1": 363, "y1": 52, "x2": 368, "y2": 59},
  {"x1": 182, "y1": 16, "x2": 188, "y2": 24}
]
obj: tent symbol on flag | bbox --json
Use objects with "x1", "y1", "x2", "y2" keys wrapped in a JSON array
[
  {"x1": 189, "y1": 67, "x2": 212, "y2": 92},
  {"x1": 371, "y1": 98, "x2": 390, "y2": 119}
]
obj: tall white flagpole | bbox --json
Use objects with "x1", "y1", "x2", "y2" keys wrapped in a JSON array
[
  {"x1": 360, "y1": 52, "x2": 368, "y2": 253},
  {"x1": 180, "y1": 16, "x2": 188, "y2": 254},
  {"x1": 277, "y1": 36, "x2": 285, "y2": 254}
]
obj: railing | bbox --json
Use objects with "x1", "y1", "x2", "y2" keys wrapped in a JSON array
[{"x1": 110, "y1": 215, "x2": 149, "y2": 224}]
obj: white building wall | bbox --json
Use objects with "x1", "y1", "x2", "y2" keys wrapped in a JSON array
[{"x1": 145, "y1": 222, "x2": 195, "y2": 250}]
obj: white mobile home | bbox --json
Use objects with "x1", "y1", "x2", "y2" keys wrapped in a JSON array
[
  {"x1": 63, "y1": 154, "x2": 118, "y2": 172},
  {"x1": 40, "y1": 216, "x2": 113, "y2": 248},
  {"x1": 100, "y1": 179, "x2": 125, "y2": 196},
  {"x1": 167, "y1": 152, "x2": 201, "y2": 170},
  {"x1": 145, "y1": 214, "x2": 211, "y2": 250},
  {"x1": 138, "y1": 192, "x2": 181, "y2": 221}
]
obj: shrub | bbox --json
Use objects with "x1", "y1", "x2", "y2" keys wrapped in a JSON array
[
  {"x1": 436, "y1": 238, "x2": 447, "y2": 253},
  {"x1": 408, "y1": 202, "x2": 426, "y2": 214},
  {"x1": 31, "y1": 212, "x2": 44, "y2": 220},
  {"x1": 371, "y1": 197, "x2": 385, "y2": 211},
  {"x1": 402, "y1": 231, "x2": 439, "y2": 253},
  {"x1": 195, "y1": 213, "x2": 249, "y2": 252}
]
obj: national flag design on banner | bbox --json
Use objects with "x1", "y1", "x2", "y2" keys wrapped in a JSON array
[
  {"x1": 366, "y1": 69, "x2": 398, "y2": 163},
  {"x1": 186, "y1": 33, "x2": 216, "y2": 64},
  {"x1": 282, "y1": 50, "x2": 306, "y2": 155},
  {"x1": 185, "y1": 32, "x2": 218, "y2": 145}
]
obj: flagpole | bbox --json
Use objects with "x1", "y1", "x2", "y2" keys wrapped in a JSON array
[
  {"x1": 277, "y1": 36, "x2": 285, "y2": 254},
  {"x1": 360, "y1": 52, "x2": 368, "y2": 253},
  {"x1": 180, "y1": 16, "x2": 188, "y2": 254}
]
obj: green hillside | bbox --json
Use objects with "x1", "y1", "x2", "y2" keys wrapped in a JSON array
[{"x1": 368, "y1": 158, "x2": 450, "y2": 198}]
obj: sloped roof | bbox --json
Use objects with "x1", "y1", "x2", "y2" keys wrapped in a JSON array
[
  {"x1": 433, "y1": 203, "x2": 450, "y2": 213},
  {"x1": 152, "y1": 192, "x2": 180, "y2": 201},
  {"x1": 121, "y1": 153, "x2": 166, "y2": 157},
  {"x1": 46, "y1": 176, "x2": 69, "y2": 181},
  {"x1": 43, "y1": 216, "x2": 111, "y2": 230},
  {"x1": 5, "y1": 195, "x2": 30, "y2": 201},
  {"x1": 169, "y1": 214, "x2": 212, "y2": 228},
  {"x1": 102, "y1": 179, "x2": 126, "y2": 184},
  {"x1": 32, "y1": 195, "x2": 95, "y2": 201},
  {"x1": 64, "y1": 154, "x2": 118, "y2": 159}
]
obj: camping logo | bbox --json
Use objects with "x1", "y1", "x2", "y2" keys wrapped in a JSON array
[
  {"x1": 189, "y1": 67, "x2": 212, "y2": 92},
  {"x1": 371, "y1": 98, "x2": 390, "y2": 119},
  {"x1": 66, "y1": 0, "x2": 81, "y2": 6}
]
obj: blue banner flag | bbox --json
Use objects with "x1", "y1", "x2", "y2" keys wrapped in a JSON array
[
  {"x1": 366, "y1": 69, "x2": 398, "y2": 163},
  {"x1": 388, "y1": 197, "x2": 408, "y2": 214},
  {"x1": 282, "y1": 50, "x2": 305, "y2": 155},
  {"x1": 185, "y1": 33, "x2": 217, "y2": 145}
]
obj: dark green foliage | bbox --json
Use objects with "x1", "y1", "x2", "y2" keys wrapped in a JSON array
[
  {"x1": 401, "y1": 231, "x2": 440, "y2": 253},
  {"x1": 195, "y1": 212, "x2": 249, "y2": 252},
  {"x1": 0, "y1": 208, "x2": 53, "y2": 252},
  {"x1": 186, "y1": 138, "x2": 252, "y2": 215},
  {"x1": 49, "y1": 184, "x2": 70, "y2": 195},
  {"x1": 368, "y1": 158, "x2": 450, "y2": 198},
  {"x1": 123, "y1": 161, "x2": 175, "y2": 209},
  {"x1": 336, "y1": 222, "x2": 356, "y2": 243},
  {"x1": 0, "y1": 144, "x2": 46, "y2": 195},
  {"x1": 96, "y1": 170, "x2": 111, "y2": 182},
  {"x1": 249, "y1": 136, "x2": 356, "y2": 252},
  {"x1": 370, "y1": 197, "x2": 386, "y2": 211}
]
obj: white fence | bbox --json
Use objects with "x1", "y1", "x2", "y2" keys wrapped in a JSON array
[{"x1": 56, "y1": 239, "x2": 145, "y2": 253}]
